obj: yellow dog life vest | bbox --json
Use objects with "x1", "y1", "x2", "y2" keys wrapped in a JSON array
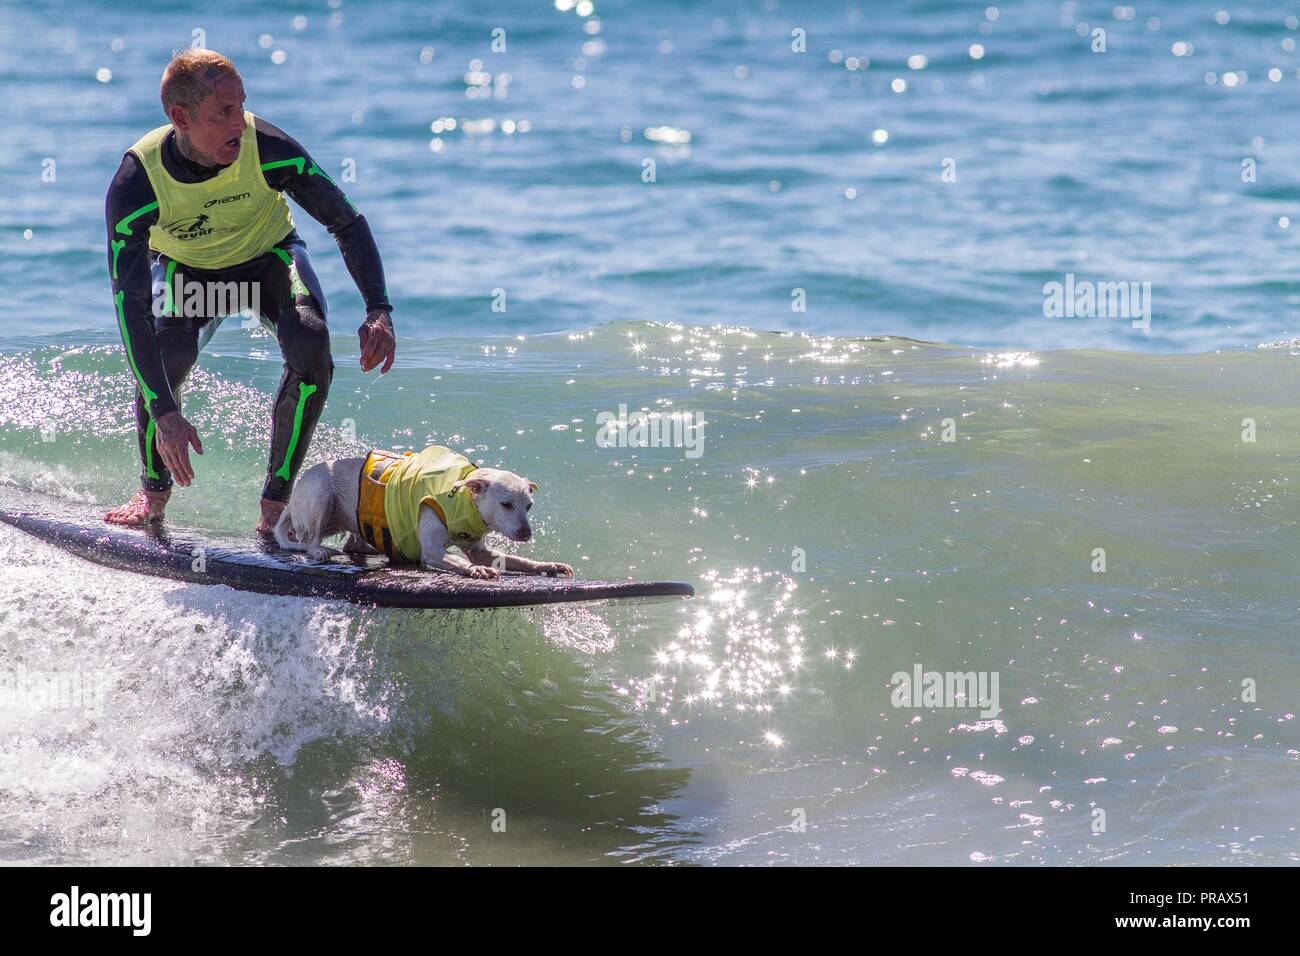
[{"x1": 355, "y1": 446, "x2": 488, "y2": 561}]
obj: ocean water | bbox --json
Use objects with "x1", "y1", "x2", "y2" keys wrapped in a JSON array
[{"x1": 1, "y1": 0, "x2": 1298, "y2": 865}]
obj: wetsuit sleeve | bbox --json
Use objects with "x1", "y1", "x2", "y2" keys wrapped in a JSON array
[
  {"x1": 254, "y1": 117, "x2": 393, "y2": 317},
  {"x1": 106, "y1": 153, "x2": 179, "y2": 420}
]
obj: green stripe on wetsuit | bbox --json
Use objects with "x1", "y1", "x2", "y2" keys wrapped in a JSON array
[
  {"x1": 144, "y1": 417, "x2": 159, "y2": 480},
  {"x1": 110, "y1": 239, "x2": 126, "y2": 280},
  {"x1": 275, "y1": 381, "x2": 317, "y2": 481},
  {"x1": 262, "y1": 156, "x2": 358, "y2": 212},
  {"x1": 114, "y1": 290, "x2": 159, "y2": 414},
  {"x1": 163, "y1": 258, "x2": 177, "y2": 316},
  {"x1": 114, "y1": 201, "x2": 158, "y2": 237},
  {"x1": 272, "y1": 246, "x2": 310, "y2": 297},
  {"x1": 111, "y1": 202, "x2": 165, "y2": 421}
]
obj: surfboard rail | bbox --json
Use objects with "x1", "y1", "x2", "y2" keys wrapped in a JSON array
[{"x1": 0, "y1": 509, "x2": 694, "y2": 609}]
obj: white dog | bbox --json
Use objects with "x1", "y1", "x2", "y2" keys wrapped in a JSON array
[{"x1": 273, "y1": 445, "x2": 574, "y2": 579}]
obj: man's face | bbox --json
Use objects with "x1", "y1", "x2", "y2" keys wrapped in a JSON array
[{"x1": 173, "y1": 74, "x2": 246, "y2": 166}]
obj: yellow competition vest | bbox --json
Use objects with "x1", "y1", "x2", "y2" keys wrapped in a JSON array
[
  {"x1": 128, "y1": 111, "x2": 294, "y2": 269},
  {"x1": 356, "y1": 447, "x2": 488, "y2": 561}
]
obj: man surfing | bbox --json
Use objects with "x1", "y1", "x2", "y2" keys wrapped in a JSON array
[{"x1": 104, "y1": 48, "x2": 396, "y2": 532}]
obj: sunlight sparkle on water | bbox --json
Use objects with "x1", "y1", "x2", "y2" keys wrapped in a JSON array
[{"x1": 644, "y1": 569, "x2": 803, "y2": 715}]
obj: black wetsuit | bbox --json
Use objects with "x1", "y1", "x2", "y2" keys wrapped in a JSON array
[{"x1": 105, "y1": 116, "x2": 392, "y2": 501}]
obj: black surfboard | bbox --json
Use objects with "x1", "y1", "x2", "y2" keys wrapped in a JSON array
[{"x1": 0, "y1": 509, "x2": 694, "y2": 609}]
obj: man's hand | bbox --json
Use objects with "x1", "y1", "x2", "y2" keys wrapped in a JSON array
[
  {"x1": 155, "y1": 410, "x2": 203, "y2": 487},
  {"x1": 358, "y1": 308, "x2": 395, "y2": 374}
]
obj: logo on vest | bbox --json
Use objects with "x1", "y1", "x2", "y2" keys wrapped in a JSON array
[
  {"x1": 162, "y1": 213, "x2": 219, "y2": 241},
  {"x1": 204, "y1": 191, "x2": 250, "y2": 208}
]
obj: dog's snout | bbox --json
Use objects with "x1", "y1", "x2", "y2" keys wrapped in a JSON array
[{"x1": 517, "y1": 524, "x2": 532, "y2": 542}]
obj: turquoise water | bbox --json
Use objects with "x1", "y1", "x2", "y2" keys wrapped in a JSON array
[{"x1": 1, "y1": 1, "x2": 1299, "y2": 865}]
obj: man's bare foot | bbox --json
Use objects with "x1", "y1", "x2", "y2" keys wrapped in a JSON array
[
  {"x1": 104, "y1": 489, "x2": 170, "y2": 526},
  {"x1": 255, "y1": 497, "x2": 288, "y2": 535}
]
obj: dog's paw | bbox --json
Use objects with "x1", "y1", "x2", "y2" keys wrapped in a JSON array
[
  {"x1": 306, "y1": 546, "x2": 338, "y2": 563},
  {"x1": 467, "y1": 565, "x2": 501, "y2": 579},
  {"x1": 539, "y1": 562, "x2": 575, "y2": 577}
]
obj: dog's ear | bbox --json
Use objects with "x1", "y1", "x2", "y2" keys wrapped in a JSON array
[
  {"x1": 526, "y1": 480, "x2": 539, "y2": 493},
  {"x1": 454, "y1": 476, "x2": 492, "y2": 495}
]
